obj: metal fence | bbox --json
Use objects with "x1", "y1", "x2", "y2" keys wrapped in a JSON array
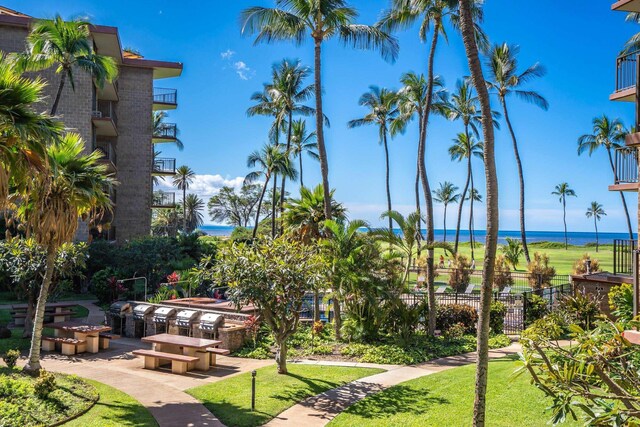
[
  {"x1": 614, "y1": 239, "x2": 637, "y2": 275},
  {"x1": 153, "y1": 87, "x2": 177, "y2": 105},
  {"x1": 616, "y1": 50, "x2": 639, "y2": 92}
]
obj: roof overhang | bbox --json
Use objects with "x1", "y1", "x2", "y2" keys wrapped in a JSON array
[
  {"x1": 123, "y1": 57, "x2": 183, "y2": 79},
  {"x1": 612, "y1": 0, "x2": 640, "y2": 12}
]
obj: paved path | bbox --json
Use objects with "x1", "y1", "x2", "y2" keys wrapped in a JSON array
[{"x1": 265, "y1": 343, "x2": 524, "y2": 427}]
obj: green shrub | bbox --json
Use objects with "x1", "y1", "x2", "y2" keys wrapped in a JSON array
[
  {"x1": 90, "y1": 267, "x2": 120, "y2": 304},
  {"x1": 443, "y1": 322, "x2": 466, "y2": 340},
  {"x1": 358, "y1": 344, "x2": 418, "y2": 365},
  {"x1": 527, "y1": 252, "x2": 556, "y2": 290},
  {"x1": 436, "y1": 304, "x2": 478, "y2": 334},
  {"x1": 524, "y1": 294, "x2": 548, "y2": 326},
  {"x1": 448, "y1": 255, "x2": 472, "y2": 292},
  {"x1": 0, "y1": 375, "x2": 30, "y2": 399},
  {"x1": 609, "y1": 283, "x2": 634, "y2": 322},
  {"x1": 340, "y1": 343, "x2": 369, "y2": 358},
  {"x1": 233, "y1": 345, "x2": 271, "y2": 359},
  {"x1": 306, "y1": 343, "x2": 334, "y2": 355},
  {"x1": 2, "y1": 349, "x2": 19, "y2": 369},
  {"x1": 560, "y1": 292, "x2": 601, "y2": 330},
  {"x1": 488, "y1": 334, "x2": 511, "y2": 348},
  {"x1": 493, "y1": 255, "x2": 514, "y2": 291},
  {"x1": 33, "y1": 370, "x2": 56, "y2": 399},
  {"x1": 489, "y1": 301, "x2": 507, "y2": 334}
]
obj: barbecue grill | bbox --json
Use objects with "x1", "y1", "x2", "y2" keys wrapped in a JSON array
[
  {"x1": 108, "y1": 302, "x2": 131, "y2": 335},
  {"x1": 199, "y1": 313, "x2": 224, "y2": 338},
  {"x1": 133, "y1": 304, "x2": 154, "y2": 320},
  {"x1": 152, "y1": 306, "x2": 176, "y2": 333},
  {"x1": 131, "y1": 304, "x2": 155, "y2": 337},
  {"x1": 175, "y1": 310, "x2": 200, "y2": 336}
]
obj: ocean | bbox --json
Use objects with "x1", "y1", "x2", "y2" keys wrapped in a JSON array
[{"x1": 199, "y1": 225, "x2": 636, "y2": 246}]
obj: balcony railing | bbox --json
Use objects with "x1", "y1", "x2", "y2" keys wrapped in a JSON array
[
  {"x1": 614, "y1": 147, "x2": 638, "y2": 184},
  {"x1": 153, "y1": 191, "x2": 175, "y2": 208},
  {"x1": 153, "y1": 123, "x2": 177, "y2": 140},
  {"x1": 614, "y1": 239, "x2": 637, "y2": 275},
  {"x1": 153, "y1": 87, "x2": 177, "y2": 106},
  {"x1": 93, "y1": 100, "x2": 118, "y2": 126},
  {"x1": 153, "y1": 158, "x2": 176, "y2": 174},
  {"x1": 95, "y1": 142, "x2": 116, "y2": 166},
  {"x1": 616, "y1": 50, "x2": 639, "y2": 93}
]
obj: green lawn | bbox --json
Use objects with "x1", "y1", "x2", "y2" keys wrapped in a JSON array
[
  {"x1": 64, "y1": 379, "x2": 157, "y2": 427},
  {"x1": 187, "y1": 364, "x2": 385, "y2": 427},
  {"x1": 328, "y1": 356, "x2": 582, "y2": 427},
  {"x1": 0, "y1": 291, "x2": 97, "y2": 305}
]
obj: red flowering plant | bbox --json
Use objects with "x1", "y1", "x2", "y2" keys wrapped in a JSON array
[
  {"x1": 243, "y1": 315, "x2": 260, "y2": 349},
  {"x1": 167, "y1": 271, "x2": 180, "y2": 286}
]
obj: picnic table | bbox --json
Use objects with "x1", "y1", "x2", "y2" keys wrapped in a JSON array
[
  {"x1": 137, "y1": 333, "x2": 222, "y2": 373},
  {"x1": 12, "y1": 302, "x2": 78, "y2": 325},
  {"x1": 45, "y1": 321, "x2": 111, "y2": 354}
]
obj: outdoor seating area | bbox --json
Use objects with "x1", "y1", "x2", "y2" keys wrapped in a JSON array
[
  {"x1": 10, "y1": 302, "x2": 78, "y2": 326},
  {"x1": 133, "y1": 333, "x2": 224, "y2": 374},
  {"x1": 42, "y1": 321, "x2": 113, "y2": 355}
]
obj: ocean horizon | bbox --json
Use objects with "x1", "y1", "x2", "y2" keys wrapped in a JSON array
[{"x1": 199, "y1": 225, "x2": 637, "y2": 246}]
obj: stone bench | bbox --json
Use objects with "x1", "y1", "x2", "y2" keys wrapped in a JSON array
[
  {"x1": 42, "y1": 336, "x2": 86, "y2": 355},
  {"x1": 132, "y1": 349, "x2": 199, "y2": 374},
  {"x1": 205, "y1": 347, "x2": 230, "y2": 367},
  {"x1": 98, "y1": 333, "x2": 120, "y2": 349}
]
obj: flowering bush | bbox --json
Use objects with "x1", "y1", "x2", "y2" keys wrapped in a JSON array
[
  {"x1": 167, "y1": 271, "x2": 180, "y2": 285},
  {"x1": 244, "y1": 315, "x2": 260, "y2": 348}
]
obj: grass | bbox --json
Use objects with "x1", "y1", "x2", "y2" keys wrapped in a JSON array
[
  {"x1": 187, "y1": 364, "x2": 384, "y2": 427},
  {"x1": 64, "y1": 379, "x2": 157, "y2": 427},
  {"x1": 0, "y1": 291, "x2": 97, "y2": 305},
  {"x1": 328, "y1": 356, "x2": 582, "y2": 427}
]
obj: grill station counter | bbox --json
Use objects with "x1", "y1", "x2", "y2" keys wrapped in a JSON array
[
  {"x1": 199, "y1": 313, "x2": 224, "y2": 338},
  {"x1": 108, "y1": 302, "x2": 131, "y2": 335},
  {"x1": 175, "y1": 310, "x2": 201, "y2": 336}
]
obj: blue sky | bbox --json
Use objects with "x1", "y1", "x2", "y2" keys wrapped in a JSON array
[{"x1": 7, "y1": 0, "x2": 640, "y2": 232}]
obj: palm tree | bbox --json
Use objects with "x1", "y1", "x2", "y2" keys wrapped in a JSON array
[
  {"x1": 241, "y1": 0, "x2": 399, "y2": 222},
  {"x1": 458, "y1": 0, "x2": 499, "y2": 424},
  {"x1": 19, "y1": 133, "x2": 114, "y2": 372},
  {"x1": 449, "y1": 132, "x2": 483, "y2": 252},
  {"x1": 0, "y1": 55, "x2": 62, "y2": 203},
  {"x1": 466, "y1": 188, "x2": 482, "y2": 259},
  {"x1": 17, "y1": 15, "x2": 118, "y2": 116},
  {"x1": 376, "y1": 210, "x2": 423, "y2": 283},
  {"x1": 173, "y1": 166, "x2": 196, "y2": 233},
  {"x1": 183, "y1": 194, "x2": 205, "y2": 233},
  {"x1": 487, "y1": 43, "x2": 548, "y2": 264},
  {"x1": 621, "y1": 12, "x2": 640, "y2": 53},
  {"x1": 578, "y1": 115, "x2": 633, "y2": 239},
  {"x1": 500, "y1": 237, "x2": 523, "y2": 270},
  {"x1": 245, "y1": 144, "x2": 297, "y2": 238},
  {"x1": 348, "y1": 86, "x2": 403, "y2": 231},
  {"x1": 153, "y1": 111, "x2": 184, "y2": 150},
  {"x1": 290, "y1": 119, "x2": 318, "y2": 188},
  {"x1": 433, "y1": 182, "x2": 460, "y2": 242},
  {"x1": 586, "y1": 202, "x2": 606, "y2": 252},
  {"x1": 551, "y1": 183, "x2": 577, "y2": 249}
]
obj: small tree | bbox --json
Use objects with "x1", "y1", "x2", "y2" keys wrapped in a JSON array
[
  {"x1": 449, "y1": 254, "x2": 472, "y2": 293},
  {"x1": 572, "y1": 253, "x2": 601, "y2": 275},
  {"x1": 493, "y1": 254, "x2": 513, "y2": 291},
  {"x1": 212, "y1": 237, "x2": 325, "y2": 374},
  {"x1": 500, "y1": 237, "x2": 523, "y2": 270},
  {"x1": 527, "y1": 252, "x2": 556, "y2": 290}
]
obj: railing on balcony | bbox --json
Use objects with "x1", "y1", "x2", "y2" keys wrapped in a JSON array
[
  {"x1": 153, "y1": 87, "x2": 177, "y2": 105},
  {"x1": 614, "y1": 239, "x2": 637, "y2": 275},
  {"x1": 93, "y1": 100, "x2": 118, "y2": 126},
  {"x1": 153, "y1": 158, "x2": 176, "y2": 174},
  {"x1": 153, "y1": 123, "x2": 177, "y2": 140},
  {"x1": 616, "y1": 50, "x2": 639, "y2": 93},
  {"x1": 95, "y1": 142, "x2": 116, "y2": 166},
  {"x1": 614, "y1": 147, "x2": 638, "y2": 184},
  {"x1": 153, "y1": 191, "x2": 175, "y2": 208}
]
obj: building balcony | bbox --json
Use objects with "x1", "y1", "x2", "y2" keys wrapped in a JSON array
[
  {"x1": 611, "y1": 50, "x2": 639, "y2": 102},
  {"x1": 92, "y1": 100, "x2": 118, "y2": 136},
  {"x1": 613, "y1": 239, "x2": 637, "y2": 275},
  {"x1": 153, "y1": 87, "x2": 177, "y2": 111},
  {"x1": 153, "y1": 123, "x2": 178, "y2": 143},
  {"x1": 97, "y1": 79, "x2": 119, "y2": 102},
  {"x1": 152, "y1": 157, "x2": 176, "y2": 176},
  {"x1": 95, "y1": 142, "x2": 117, "y2": 173},
  {"x1": 152, "y1": 191, "x2": 176, "y2": 208},
  {"x1": 612, "y1": 0, "x2": 640, "y2": 12},
  {"x1": 609, "y1": 147, "x2": 639, "y2": 191}
]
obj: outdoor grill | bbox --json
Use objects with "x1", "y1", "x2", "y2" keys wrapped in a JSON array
[
  {"x1": 175, "y1": 310, "x2": 200, "y2": 336},
  {"x1": 199, "y1": 313, "x2": 224, "y2": 338},
  {"x1": 108, "y1": 302, "x2": 131, "y2": 335},
  {"x1": 152, "y1": 307, "x2": 176, "y2": 333},
  {"x1": 131, "y1": 304, "x2": 155, "y2": 337},
  {"x1": 133, "y1": 304, "x2": 154, "y2": 320}
]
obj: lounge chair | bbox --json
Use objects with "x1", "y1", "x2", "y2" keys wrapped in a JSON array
[
  {"x1": 464, "y1": 284, "x2": 475, "y2": 294},
  {"x1": 435, "y1": 286, "x2": 447, "y2": 294},
  {"x1": 499, "y1": 286, "x2": 511, "y2": 296}
]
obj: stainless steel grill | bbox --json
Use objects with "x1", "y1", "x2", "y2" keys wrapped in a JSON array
[
  {"x1": 199, "y1": 313, "x2": 224, "y2": 333},
  {"x1": 133, "y1": 304, "x2": 154, "y2": 320},
  {"x1": 175, "y1": 310, "x2": 200, "y2": 328},
  {"x1": 109, "y1": 301, "x2": 131, "y2": 317},
  {"x1": 152, "y1": 307, "x2": 176, "y2": 324}
]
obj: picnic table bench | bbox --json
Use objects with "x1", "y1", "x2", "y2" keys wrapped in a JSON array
[
  {"x1": 99, "y1": 333, "x2": 120, "y2": 350},
  {"x1": 137, "y1": 333, "x2": 223, "y2": 374},
  {"x1": 132, "y1": 349, "x2": 199, "y2": 374},
  {"x1": 42, "y1": 336, "x2": 87, "y2": 355},
  {"x1": 44, "y1": 321, "x2": 111, "y2": 354},
  {"x1": 11, "y1": 303, "x2": 78, "y2": 326},
  {"x1": 206, "y1": 347, "x2": 230, "y2": 366}
]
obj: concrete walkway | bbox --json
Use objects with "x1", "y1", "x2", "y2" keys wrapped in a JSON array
[{"x1": 265, "y1": 343, "x2": 524, "y2": 427}]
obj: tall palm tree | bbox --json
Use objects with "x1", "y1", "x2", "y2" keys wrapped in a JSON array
[
  {"x1": 19, "y1": 133, "x2": 114, "y2": 373},
  {"x1": 184, "y1": 194, "x2": 205, "y2": 233},
  {"x1": 348, "y1": 86, "x2": 403, "y2": 231},
  {"x1": 458, "y1": 0, "x2": 499, "y2": 424},
  {"x1": 245, "y1": 144, "x2": 297, "y2": 238},
  {"x1": 465, "y1": 187, "x2": 482, "y2": 259},
  {"x1": 376, "y1": 210, "x2": 423, "y2": 283},
  {"x1": 241, "y1": 0, "x2": 399, "y2": 222},
  {"x1": 578, "y1": 115, "x2": 633, "y2": 239},
  {"x1": 153, "y1": 111, "x2": 184, "y2": 150},
  {"x1": 173, "y1": 165, "x2": 196, "y2": 233},
  {"x1": 586, "y1": 202, "x2": 606, "y2": 253},
  {"x1": 449, "y1": 132, "x2": 483, "y2": 252},
  {"x1": 487, "y1": 43, "x2": 548, "y2": 264},
  {"x1": 290, "y1": 119, "x2": 318, "y2": 188},
  {"x1": 433, "y1": 181, "x2": 460, "y2": 242},
  {"x1": 17, "y1": 15, "x2": 118, "y2": 116},
  {"x1": 551, "y1": 183, "x2": 577, "y2": 250}
]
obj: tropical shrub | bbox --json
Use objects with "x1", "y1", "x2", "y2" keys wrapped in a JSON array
[
  {"x1": 560, "y1": 292, "x2": 601, "y2": 330},
  {"x1": 493, "y1": 254, "x2": 513, "y2": 291},
  {"x1": 90, "y1": 267, "x2": 122, "y2": 304},
  {"x1": 2, "y1": 349, "x2": 19, "y2": 369},
  {"x1": 609, "y1": 283, "x2": 634, "y2": 322},
  {"x1": 524, "y1": 294, "x2": 549, "y2": 326},
  {"x1": 383, "y1": 296, "x2": 429, "y2": 343},
  {"x1": 489, "y1": 301, "x2": 507, "y2": 334},
  {"x1": 448, "y1": 254, "x2": 472, "y2": 292},
  {"x1": 572, "y1": 253, "x2": 601, "y2": 275},
  {"x1": 33, "y1": 370, "x2": 56, "y2": 399},
  {"x1": 501, "y1": 237, "x2": 523, "y2": 269},
  {"x1": 527, "y1": 252, "x2": 556, "y2": 290},
  {"x1": 436, "y1": 304, "x2": 478, "y2": 334},
  {"x1": 443, "y1": 322, "x2": 466, "y2": 340}
]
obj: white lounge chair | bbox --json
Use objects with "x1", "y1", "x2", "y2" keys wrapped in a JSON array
[{"x1": 464, "y1": 284, "x2": 475, "y2": 294}]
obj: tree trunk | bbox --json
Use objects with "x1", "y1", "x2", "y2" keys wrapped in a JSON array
[
  {"x1": 271, "y1": 176, "x2": 278, "y2": 238},
  {"x1": 299, "y1": 152, "x2": 304, "y2": 189},
  {"x1": 454, "y1": 148, "x2": 471, "y2": 254},
  {"x1": 183, "y1": 186, "x2": 187, "y2": 233},
  {"x1": 415, "y1": 121, "x2": 423, "y2": 258},
  {"x1": 443, "y1": 204, "x2": 447, "y2": 242},
  {"x1": 314, "y1": 38, "x2": 332, "y2": 221},
  {"x1": 501, "y1": 97, "x2": 529, "y2": 263},
  {"x1": 252, "y1": 176, "x2": 270, "y2": 238},
  {"x1": 333, "y1": 292, "x2": 342, "y2": 340},
  {"x1": 279, "y1": 111, "x2": 294, "y2": 234},
  {"x1": 24, "y1": 244, "x2": 57, "y2": 373},
  {"x1": 383, "y1": 130, "x2": 392, "y2": 232},
  {"x1": 51, "y1": 72, "x2": 67, "y2": 116},
  {"x1": 606, "y1": 147, "x2": 634, "y2": 239},
  {"x1": 562, "y1": 197, "x2": 568, "y2": 249},
  {"x1": 22, "y1": 294, "x2": 35, "y2": 339},
  {"x1": 595, "y1": 217, "x2": 599, "y2": 252},
  {"x1": 459, "y1": 1, "x2": 499, "y2": 425},
  {"x1": 469, "y1": 167, "x2": 475, "y2": 260},
  {"x1": 275, "y1": 338, "x2": 288, "y2": 374}
]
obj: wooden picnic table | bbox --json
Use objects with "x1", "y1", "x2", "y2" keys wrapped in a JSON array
[
  {"x1": 141, "y1": 333, "x2": 222, "y2": 371},
  {"x1": 45, "y1": 321, "x2": 111, "y2": 354}
]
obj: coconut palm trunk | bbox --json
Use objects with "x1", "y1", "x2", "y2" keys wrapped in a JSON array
[
  {"x1": 469, "y1": 170, "x2": 476, "y2": 260},
  {"x1": 279, "y1": 111, "x2": 294, "y2": 233},
  {"x1": 594, "y1": 215, "x2": 599, "y2": 252},
  {"x1": 443, "y1": 203, "x2": 448, "y2": 242},
  {"x1": 383, "y1": 131, "x2": 392, "y2": 231},
  {"x1": 253, "y1": 176, "x2": 270, "y2": 238},
  {"x1": 415, "y1": 123, "x2": 423, "y2": 258},
  {"x1": 182, "y1": 186, "x2": 187, "y2": 233},
  {"x1": 51, "y1": 72, "x2": 67, "y2": 116},
  {"x1": 299, "y1": 152, "x2": 305, "y2": 188},
  {"x1": 454, "y1": 128, "x2": 472, "y2": 254},
  {"x1": 562, "y1": 195, "x2": 568, "y2": 249},
  {"x1": 24, "y1": 245, "x2": 56, "y2": 372},
  {"x1": 314, "y1": 38, "x2": 332, "y2": 221},
  {"x1": 606, "y1": 147, "x2": 634, "y2": 239},
  {"x1": 271, "y1": 178, "x2": 278, "y2": 238},
  {"x1": 500, "y1": 98, "x2": 530, "y2": 263},
  {"x1": 458, "y1": 1, "x2": 499, "y2": 425}
]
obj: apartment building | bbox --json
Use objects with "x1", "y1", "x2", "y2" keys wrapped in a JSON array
[{"x1": 0, "y1": 6, "x2": 182, "y2": 242}]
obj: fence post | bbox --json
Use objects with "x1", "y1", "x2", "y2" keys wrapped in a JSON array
[{"x1": 522, "y1": 293, "x2": 528, "y2": 328}]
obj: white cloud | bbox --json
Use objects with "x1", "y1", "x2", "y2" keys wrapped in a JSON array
[
  {"x1": 220, "y1": 49, "x2": 254, "y2": 80},
  {"x1": 220, "y1": 49, "x2": 235, "y2": 60},
  {"x1": 156, "y1": 174, "x2": 245, "y2": 203},
  {"x1": 233, "y1": 61, "x2": 254, "y2": 80}
]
